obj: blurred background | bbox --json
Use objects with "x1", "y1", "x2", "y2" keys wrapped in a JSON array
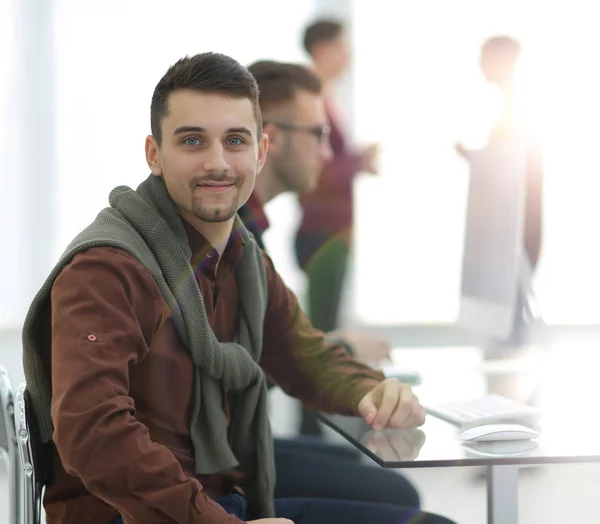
[
  {"x1": 2, "y1": 1, "x2": 600, "y2": 522},
  {"x1": 4, "y1": 0, "x2": 600, "y2": 347}
]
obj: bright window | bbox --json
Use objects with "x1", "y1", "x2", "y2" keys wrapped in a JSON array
[{"x1": 352, "y1": 0, "x2": 600, "y2": 325}]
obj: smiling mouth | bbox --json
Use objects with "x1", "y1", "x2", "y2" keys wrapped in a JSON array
[{"x1": 196, "y1": 183, "x2": 235, "y2": 193}]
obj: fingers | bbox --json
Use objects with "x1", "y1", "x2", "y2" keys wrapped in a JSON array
[
  {"x1": 362, "y1": 379, "x2": 427, "y2": 430},
  {"x1": 385, "y1": 383, "x2": 414, "y2": 428},
  {"x1": 372, "y1": 380, "x2": 400, "y2": 430},
  {"x1": 384, "y1": 385, "x2": 426, "y2": 429},
  {"x1": 400, "y1": 407, "x2": 426, "y2": 429},
  {"x1": 409, "y1": 403, "x2": 427, "y2": 428},
  {"x1": 395, "y1": 392, "x2": 426, "y2": 428},
  {"x1": 357, "y1": 395, "x2": 378, "y2": 425}
]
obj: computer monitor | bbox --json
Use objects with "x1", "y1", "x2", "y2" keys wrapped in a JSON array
[{"x1": 457, "y1": 141, "x2": 529, "y2": 341}]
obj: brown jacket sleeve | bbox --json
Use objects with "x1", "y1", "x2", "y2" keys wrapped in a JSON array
[
  {"x1": 50, "y1": 247, "x2": 242, "y2": 524},
  {"x1": 258, "y1": 252, "x2": 384, "y2": 414}
]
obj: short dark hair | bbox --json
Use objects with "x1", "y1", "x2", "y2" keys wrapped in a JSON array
[
  {"x1": 150, "y1": 52, "x2": 262, "y2": 146},
  {"x1": 247, "y1": 60, "x2": 322, "y2": 113},
  {"x1": 303, "y1": 19, "x2": 344, "y2": 55}
]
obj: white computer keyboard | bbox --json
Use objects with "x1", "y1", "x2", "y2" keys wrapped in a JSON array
[{"x1": 425, "y1": 394, "x2": 540, "y2": 427}]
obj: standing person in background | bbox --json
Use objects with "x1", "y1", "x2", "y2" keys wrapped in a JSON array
[
  {"x1": 456, "y1": 36, "x2": 544, "y2": 352},
  {"x1": 295, "y1": 19, "x2": 379, "y2": 335}
]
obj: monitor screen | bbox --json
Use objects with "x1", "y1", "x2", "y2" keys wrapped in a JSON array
[{"x1": 458, "y1": 142, "x2": 528, "y2": 341}]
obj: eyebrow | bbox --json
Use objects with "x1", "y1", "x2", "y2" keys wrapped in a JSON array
[
  {"x1": 173, "y1": 125, "x2": 253, "y2": 137},
  {"x1": 227, "y1": 127, "x2": 253, "y2": 137},
  {"x1": 173, "y1": 125, "x2": 205, "y2": 135}
]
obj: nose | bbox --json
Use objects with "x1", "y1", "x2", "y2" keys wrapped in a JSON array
[{"x1": 203, "y1": 143, "x2": 231, "y2": 174}]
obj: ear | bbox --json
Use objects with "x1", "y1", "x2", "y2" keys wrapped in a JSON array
[
  {"x1": 145, "y1": 135, "x2": 163, "y2": 176},
  {"x1": 262, "y1": 123, "x2": 282, "y2": 153},
  {"x1": 256, "y1": 132, "x2": 269, "y2": 175}
]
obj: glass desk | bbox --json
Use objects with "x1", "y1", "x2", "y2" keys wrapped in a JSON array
[{"x1": 319, "y1": 345, "x2": 600, "y2": 524}]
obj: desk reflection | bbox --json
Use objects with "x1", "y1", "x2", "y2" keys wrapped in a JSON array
[{"x1": 362, "y1": 428, "x2": 426, "y2": 461}]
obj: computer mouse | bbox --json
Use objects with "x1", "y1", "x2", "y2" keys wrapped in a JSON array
[
  {"x1": 459, "y1": 423, "x2": 539, "y2": 443},
  {"x1": 463, "y1": 439, "x2": 539, "y2": 457}
]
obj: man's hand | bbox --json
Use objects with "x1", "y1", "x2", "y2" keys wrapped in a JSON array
[
  {"x1": 360, "y1": 143, "x2": 380, "y2": 174},
  {"x1": 328, "y1": 329, "x2": 390, "y2": 365},
  {"x1": 358, "y1": 378, "x2": 426, "y2": 431},
  {"x1": 248, "y1": 519, "x2": 294, "y2": 523},
  {"x1": 455, "y1": 142, "x2": 470, "y2": 159}
]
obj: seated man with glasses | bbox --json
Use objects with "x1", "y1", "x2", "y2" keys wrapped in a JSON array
[
  {"x1": 239, "y1": 60, "x2": 420, "y2": 510},
  {"x1": 263, "y1": 120, "x2": 332, "y2": 146}
]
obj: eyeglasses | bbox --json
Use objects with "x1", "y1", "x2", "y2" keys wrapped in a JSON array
[{"x1": 263, "y1": 121, "x2": 331, "y2": 143}]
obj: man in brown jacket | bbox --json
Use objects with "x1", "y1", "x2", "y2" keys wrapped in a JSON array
[{"x1": 24, "y1": 52, "x2": 453, "y2": 524}]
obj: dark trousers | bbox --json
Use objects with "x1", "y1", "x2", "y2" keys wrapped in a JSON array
[
  {"x1": 295, "y1": 232, "x2": 350, "y2": 436},
  {"x1": 108, "y1": 493, "x2": 453, "y2": 524},
  {"x1": 274, "y1": 436, "x2": 420, "y2": 508},
  {"x1": 217, "y1": 492, "x2": 454, "y2": 524}
]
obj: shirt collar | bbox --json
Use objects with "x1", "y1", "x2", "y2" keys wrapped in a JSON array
[{"x1": 181, "y1": 216, "x2": 245, "y2": 278}]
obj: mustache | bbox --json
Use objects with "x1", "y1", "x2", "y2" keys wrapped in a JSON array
[{"x1": 189, "y1": 174, "x2": 240, "y2": 189}]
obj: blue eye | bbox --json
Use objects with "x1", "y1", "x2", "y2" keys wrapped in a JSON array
[
  {"x1": 184, "y1": 137, "x2": 201, "y2": 146},
  {"x1": 227, "y1": 137, "x2": 243, "y2": 146}
]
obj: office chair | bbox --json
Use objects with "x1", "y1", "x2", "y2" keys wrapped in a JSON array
[
  {"x1": 1, "y1": 365, "x2": 19, "y2": 524},
  {"x1": 14, "y1": 384, "x2": 50, "y2": 524}
]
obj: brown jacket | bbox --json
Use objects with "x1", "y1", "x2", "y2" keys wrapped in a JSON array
[{"x1": 44, "y1": 220, "x2": 383, "y2": 524}]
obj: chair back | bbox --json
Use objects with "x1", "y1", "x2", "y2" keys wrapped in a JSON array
[
  {"x1": 14, "y1": 384, "x2": 50, "y2": 524},
  {"x1": 1, "y1": 365, "x2": 19, "y2": 524}
]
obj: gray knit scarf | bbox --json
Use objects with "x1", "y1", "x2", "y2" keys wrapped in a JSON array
[{"x1": 22, "y1": 174, "x2": 275, "y2": 517}]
